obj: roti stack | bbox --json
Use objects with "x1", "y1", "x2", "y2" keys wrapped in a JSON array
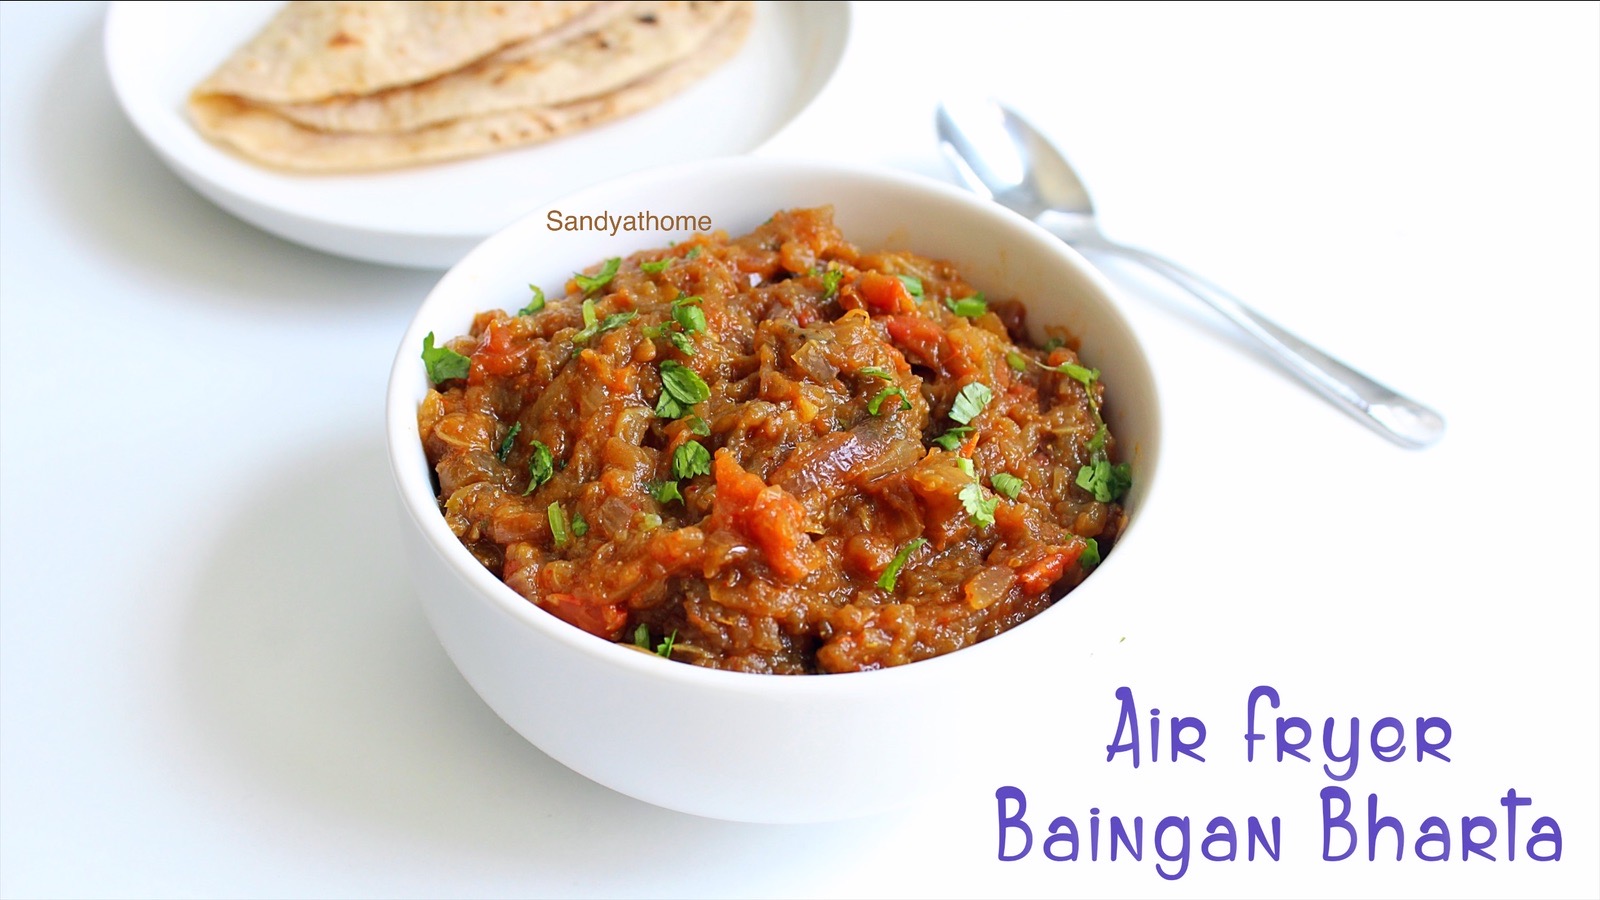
[{"x1": 188, "y1": 1, "x2": 755, "y2": 172}]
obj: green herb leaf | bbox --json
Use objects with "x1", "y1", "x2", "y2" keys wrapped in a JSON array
[
  {"x1": 877, "y1": 537, "x2": 927, "y2": 592},
  {"x1": 949, "y1": 382, "x2": 993, "y2": 425},
  {"x1": 821, "y1": 267, "x2": 842, "y2": 299},
  {"x1": 571, "y1": 512, "x2": 588, "y2": 537},
  {"x1": 897, "y1": 275, "x2": 924, "y2": 299},
  {"x1": 518, "y1": 285, "x2": 546, "y2": 316},
  {"x1": 672, "y1": 441, "x2": 712, "y2": 480},
  {"x1": 1006, "y1": 351, "x2": 1029, "y2": 372},
  {"x1": 686, "y1": 416, "x2": 711, "y2": 436},
  {"x1": 523, "y1": 440, "x2": 554, "y2": 495},
  {"x1": 633, "y1": 622, "x2": 651, "y2": 649},
  {"x1": 1087, "y1": 424, "x2": 1109, "y2": 453},
  {"x1": 669, "y1": 331, "x2": 695, "y2": 356},
  {"x1": 1075, "y1": 458, "x2": 1132, "y2": 503},
  {"x1": 1049, "y1": 361, "x2": 1100, "y2": 392},
  {"x1": 1079, "y1": 537, "x2": 1101, "y2": 570},
  {"x1": 547, "y1": 502, "x2": 569, "y2": 546},
  {"x1": 582, "y1": 298, "x2": 598, "y2": 328},
  {"x1": 958, "y1": 482, "x2": 997, "y2": 527},
  {"x1": 656, "y1": 396, "x2": 686, "y2": 419},
  {"x1": 640, "y1": 258, "x2": 671, "y2": 274},
  {"x1": 991, "y1": 472, "x2": 1025, "y2": 500},
  {"x1": 685, "y1": 245, "x2": 702, "y2": 259},
  {"x1": 955, "y1": 456, "x2": 976, "y2": 478},
  {"x1": 656, "y1": 629, "x2": 677, "y2": 658},
  {"x1": 655, "y1": 360, "x2": 710, "y2": 418},
  {"x1": 671, "y1": 298, "x2": 707, "y2": 334},
  {"x1": 641, "y1": 323, "x2": 669, "y2": 339},
  {"x1": 496, "y1": 422, "x2": 522, "y2": 462},
  {"x1": 650, "y1": 480, "x2": 683, "y2": 504},
  {"x1": 859, "y1": 366, "x2": 893, "y2": 381},
  {"x1": 868, "y1": 385, "x2": 912, "y2": 415},
  {"x1": 1042, "y1": 337, "x2": 1066, "y2": 351},
  {"x1": 421, "y1": 332, "x2": 471, "y2": 384},
  {"x1": 931, "y1": 425, "x2": 974, "y2": 451},
  {"x1": 945, "y1": 293, "x2": 987, "y2": 318},
  {"x1": 573, "y1": 257, "x2": 621, "y2": 294},
  {"x1": 573, "y1": 306, "x2": 637, "y2": 345},
  {"x1": 1111, "y1": 462, "x2": 1133, "y2": 498}
]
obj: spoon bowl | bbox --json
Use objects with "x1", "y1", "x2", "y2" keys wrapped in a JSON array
[{"x1": 936, "y1": 97, "x2": 1445, "y2": 449}]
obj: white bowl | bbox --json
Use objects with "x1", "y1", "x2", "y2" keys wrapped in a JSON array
[{"x1": 384, "y1": 158, "x2": 1162, "y2": 822}]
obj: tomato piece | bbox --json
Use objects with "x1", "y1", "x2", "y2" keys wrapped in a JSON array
[
  {"x1": 471, "y1": 318, "x2": 533, "y2": 380},
  {"x1": 885, "y1": 315, "x2": 945, "y2": 367},
  {"x1": 857, "y1": 271, "x2": 915, "y2": 315},
  {"x1": 707, "y1": 450, "x2": 817, "y2": 582},
  {"x1": 1016, "y1": 544, "x2": 1084, "y2": 595},
  {"x1": 541, "y1": 592, "x2": 629, "y2": 640}
]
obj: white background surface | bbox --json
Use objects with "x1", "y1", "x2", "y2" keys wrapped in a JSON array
[{"x1": 2, "y1": 2, "x2": 1596, "y2": 898}]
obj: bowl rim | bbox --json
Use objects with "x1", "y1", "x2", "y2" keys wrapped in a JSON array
[{"x1": 385, "y1": 155, "x2": 1162, "y2": 692}]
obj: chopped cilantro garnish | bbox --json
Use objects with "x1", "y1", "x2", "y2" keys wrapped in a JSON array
[
  {"x1": 633, "y1": 623, "x2": 651, "y2": 649},
  {"x1": 656, "y1": 629, "x2": 677, "y2": 658},
  {"x1": 1079, "y1": 537, "x2": 1101, "y2": 570},
  {"x1": 655, "y1": 360, "x2": 710, "y2": 418},
  {"x1": 931, "y1": 425, "x2": 973, "y2": 451},
  {"x1": 859, "y1": 366, "x2": 893, "y2": 380},
  {"x1": 1046, "y1": 360, "x2": 1100, "y2": 393},
  {"x1": 686, "y1": 416, "x2": 710, "y2": 436},
  {"x1": 523, "y1": 440, "x2": 554, "y2": 495},
  {"x1": 572, "y1": 299, "x2": 636, "y2": 344},
  {"x1": 821, "y1": 267, "x2": 842, "y2": 299},
  {"x1": 640, "y1": 258, "x2": 671, "y2": 274},
  {"x1": 949, "y1": 382, "x2": 993, "y2": 425},
  {"x1": 672, "y1": 441, "x2": 712, "y2": 480},
  {"x1": 684, "y1": 245, "x2": 702, "y2": 259},
  {"x1": 1075, "y1": 458, "x2": 1133, "y2": 503},
  {"x1": 421, "y1": 332, "x2": 470, "y2": 384},
  {"x1": 959, "y1": 482, "x2": 998, "y2": 528},
  {"x1": 641, "y1": 323, "x2": 669, "y2": 339},
  {"x1": 992, "y1": 472, "x2": 1025, "y2": 500},
  {"x1": 671, "y1": 296, "x2": 707, "y2": 333},
  {"x1": 669, "y1": 331, "x2": 695, "y2": 356},
  {"x1": 650, "y1": 480, "x2": 683, "y2": 504},
  {"x1": 877, "y1": 537, "x2": 927, "y2": 592},
  {"x1": 518, "y1": 285, "x2": 545, "y2": 316},
  {"x1": 1088, "y1": 424, "x2": 1109, "y2": 453},
  {"x1": 573, "y1": 257, "x2": 621, "y2": 294},
  {"x1": 547, "y1": 502, "x2": 570, "y2": 546},
  {"x1": 1042, "y1": 337, "x2": 1066, "y2": 351},
  {"x1": 945, "y1": 294, "x2": 987, "y2": 318},
  {"x1": 897, "y1": 275, "x2": 924, "y2": 299},
  {"x1": 955, "y1": 457, "x2": 976, "y2": 478},
  {"x1": 571, "y1": 512, "x2": 588, "y2": 537},
  {"x1": 868, "y1": 385, "x2": 911, "y2": 415},
  {"x1": 1006, "y1": 351, "x2": 1029, "y2": 372},
  {"x1": 496, "y1": 422, "x2": 521, "y2": 462}
]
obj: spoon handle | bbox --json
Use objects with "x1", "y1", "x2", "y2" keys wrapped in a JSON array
[{"x1": 1075, "y1": 237, "x2": 1446, "y2": 448}]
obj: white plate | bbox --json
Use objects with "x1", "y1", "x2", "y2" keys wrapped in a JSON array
[{"x1": 103, "y1": 1, "x2": 851, "y2": 269}]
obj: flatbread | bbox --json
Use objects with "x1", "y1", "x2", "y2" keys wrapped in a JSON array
[
  {"x1": 194, "y1": 1, "x2": 608, "y2": 104},
  {"x1": 187, "y1": 3, "x2": 753, "y2": 173},
  {"x1": 269, "y1": 1, "x2": 739, "y2": 134}
]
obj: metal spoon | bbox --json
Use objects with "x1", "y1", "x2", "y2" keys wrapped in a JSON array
[{"x1": 935, "y1": 97, "x2": 1445, "y2": 449}]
